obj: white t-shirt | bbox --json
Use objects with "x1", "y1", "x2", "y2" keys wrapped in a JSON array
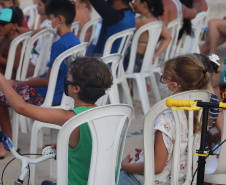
[{"x1": 134, "y1": 110, "x2": 188, "y2": 185}]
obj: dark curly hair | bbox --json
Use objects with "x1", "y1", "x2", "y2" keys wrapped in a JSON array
[
  {"x1": 68, "y1": 56, "x2": 113, "y2": 103},
  {"x1": 141, "y1": 0, "x2": 164, "y2": 17},
  {"x1": 45, "y1": 0, "x2": 75, "y2": 25}
]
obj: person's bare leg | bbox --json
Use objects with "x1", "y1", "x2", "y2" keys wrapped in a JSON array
[
  {"x1": 209, "y1": 19, "x2": 226, "y2": 55},
  {"x1": 0, "y1": 107, "x2": 11, "y2": 158},
  {"x1": 200, "y1": 39, "x2": 210, "y2": 54}
]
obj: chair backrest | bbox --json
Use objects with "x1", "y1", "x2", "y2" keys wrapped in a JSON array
[
  {"x1": 171, "y1": 0, "x2": 183, "y2": 20},
  {"x1": 125, "y1": 21, "x2": 163, "y2": 74},
  {"x1": 153, "y1": 19, "x2": 181, "y2": 72},
  {"x1": 4, "y1": 31, "x2": 33, "y2": 80},
  {"x1": 96, "y1": 54, "x2": 122, "y2": 106},
  {"x1": 79, "y1": 17, "x2": 102, "y2": 43},
  {"x1": 143, "y1": 90, "x2": 210, "y2": 185},
  {"x1": 56, "y1": 104, "x2": 134, "y2": 185},
  {"x1": 71, "y1": 21, "x2": 80, "y2": 36},
  {"x1": 102, "y1": 28, "x2": 136, "y2": 57},
  {"x1": 176, "y1": 12, "x2": 206, "y2": 55},
  {"x1": 167, "y1": 19, "x2": 182, "y2": 59},
  {"x1": 19, "y1": 29, "x2": 54, "y2": 81},
  {"x1": 41, "y1": 42, "x2": 88, "y2": 107},
  {"x1": 23, "y1": 4, "x2": 39, "y2": 29}
]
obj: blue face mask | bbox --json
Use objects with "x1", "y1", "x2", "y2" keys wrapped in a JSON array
[{"x1": 160, "y1": 83, "x2": 174, "y2": 97}]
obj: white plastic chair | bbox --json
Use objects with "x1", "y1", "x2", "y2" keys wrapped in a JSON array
[
  {"x1": 97, "y1": 54, "x2": 122, "y2": 106},
  {"x1": 4, "y1": 31, "x2": 33, "y2": 80},
  {"x1": 204, "y1": 108, "x2": 226, "y2": 184},
  {"x1": 125, "y1": 22, "x2": 163, "y2": 115},
  {"x1": 155, "y1": 19, "x2": 181, "y2": 67},
  {"x1": 79, "y1": 17, "x2": 102, "y2": 43},
  {"x1": 171, "y1": 0, "x2": 183, "y2": 20},
  {"x1": 152, "y1": 19, "x2": 181, "y2": 87},
  {"x1": 22, "y1": 4, "x2": 39, "y2": 29},
  {"x1": 30, "y1": 104, "x2": 133, "y2": 185},
  {"x1": 71, "y1": 21, "x2": 80, "y2": 36},
  {"x1": 167, "y1": 19, "x2": 182, "y2": 59},
  {"x1": 176, "y1": 12, "x2": 206, "y2": 55},
  {"x1": 143, "y1": 90, "x2": 210, "y2": 185},
  {"x1": 20, "y1": 29, "x2": 54, "y2": 81},
  {"x1": 57, "y1": 104, "x2": 133, "y2": 185},
  {"x1": 10, "y1": 30, "x2": 54, "y2": 148},
  {"x1": 28, "y1": 42, "x2": 88, "y2": 184},
  {"x1": 102, "y1": 28, "x2": 136, "y2": 109}
]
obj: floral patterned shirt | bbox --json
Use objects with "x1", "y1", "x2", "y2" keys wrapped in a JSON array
[{"x1": 134, "y1": 110, "x2": 188, "y2": 185}]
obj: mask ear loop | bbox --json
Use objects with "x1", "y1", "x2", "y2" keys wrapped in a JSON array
[{"x1": 172, "y1": 82, "x2": 181, "y2": 94}]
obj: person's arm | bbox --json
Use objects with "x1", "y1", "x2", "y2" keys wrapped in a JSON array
[
  {"x1": 0, "y1": 73, "x2": 75, "y2": 126},
  {"x1": 121, "y1": 154, "x2": 144, "y2": 174},
  {"x1": 154, "y1": 130, "x2": 168, "y2": 174},
  {"x1": 15, "y1": 68, "x2": 51, "y2": 87},
  {"x1": 89, "y1": 0, "x2": 124, "y2": 24},
  {"x1": 121, "y1": 131, "x2": 168, "y2": 175},
  {"x1": 0, "y1": 57, "x2": 7, "y2": 66},
  {"x1": 181, "y1": 3, "x2": 197, "y2": 19},
  {"x1": 16, "y1": 41, "x2": 65, "y2": 87},
  {"x1": 17, "y1": 26, "x2": 45, "y2": 35},
  {"x1": 215, "y1": 112, "x2": 222, "y2": 133},
  {"x1": 153, "y1": 25, "x2": 172, "y2": 64}
]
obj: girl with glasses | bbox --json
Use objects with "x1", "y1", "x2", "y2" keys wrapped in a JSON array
[{"x1": 119, "y1": 54, "x2": 210, "y2": 185}]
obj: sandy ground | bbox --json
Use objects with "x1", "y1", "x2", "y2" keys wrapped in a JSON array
[{"x1": 0, "y1": 0, "x2": 226, "y2": 184}]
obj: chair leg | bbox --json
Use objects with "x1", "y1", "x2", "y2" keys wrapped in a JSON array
[
  {"x1": 150, "y1": 73, "x2": 161, "y2": 102},
  {"x1": 50, "y1": 129, "x2": 58, "y2": 179},
  {"x1": 12, "y1": 111, "x2": 20, "y2": 150},
  {"x1": 119, "y1": 78, "x2": 133, "y2": 107},
  {"x1": 19, "y1": 115, "x2": 28, "y2": 133},
  {"x1": 134, "y1": 76, "x2": 150, "y2": 115},
  {"x1": 30, "y1": 122, "x2": 41, "y2": 185}
]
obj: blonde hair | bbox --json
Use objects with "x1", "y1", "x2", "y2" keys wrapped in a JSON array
[
  {"x1": 163, "y1": 54, "x2": 210, "y2": 91},
  {"x1": 163, "y1": 54, "x2": 210, "y2": 134}
]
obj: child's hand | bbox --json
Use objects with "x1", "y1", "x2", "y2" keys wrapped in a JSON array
[
  {"x1": 43, "y1": 143, "x2": 56, "y2": 149},
  {"x1": 121, "y1": 154, "x2": 133, "y2": 165},
  {"x1": 152, "y1": 54, "x2": 157, "y2": 64},
  {"x1": 135, "y1": 148, "x2": 142, "y2": 161},
  {"x1": 8, "y1": 80, "x2": 18, "y2": 85}
]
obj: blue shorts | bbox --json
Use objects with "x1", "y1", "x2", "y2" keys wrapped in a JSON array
[
  {"x1": 123, "y1": 48, "x2": 144, "y2": 73},
  {"x1": 119, "y1": 170, "x2": 141, "y2": 185}
]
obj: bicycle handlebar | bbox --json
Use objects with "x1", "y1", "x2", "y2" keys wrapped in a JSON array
[
  {"x1": 166, "y1": 98, "x2": 194, "y2": 107},
  {"x1": 0, "y1": 131, "x2": 56, "y2": 184},
  {"x1": 166, "y1": 98, "x2": 226, "y2": 109}
]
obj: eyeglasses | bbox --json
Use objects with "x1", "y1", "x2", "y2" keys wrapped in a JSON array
[
  {"x1": 160, "y1": 75, "x2": 173, "y2": 83},
  {"x1": 64, "y1": 77, "x2": 76, "y2": 86}
]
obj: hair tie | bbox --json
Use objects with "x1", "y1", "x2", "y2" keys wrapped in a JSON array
[{"x1": 203, "y1": 69, "x2": 207, "y2": 75}]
